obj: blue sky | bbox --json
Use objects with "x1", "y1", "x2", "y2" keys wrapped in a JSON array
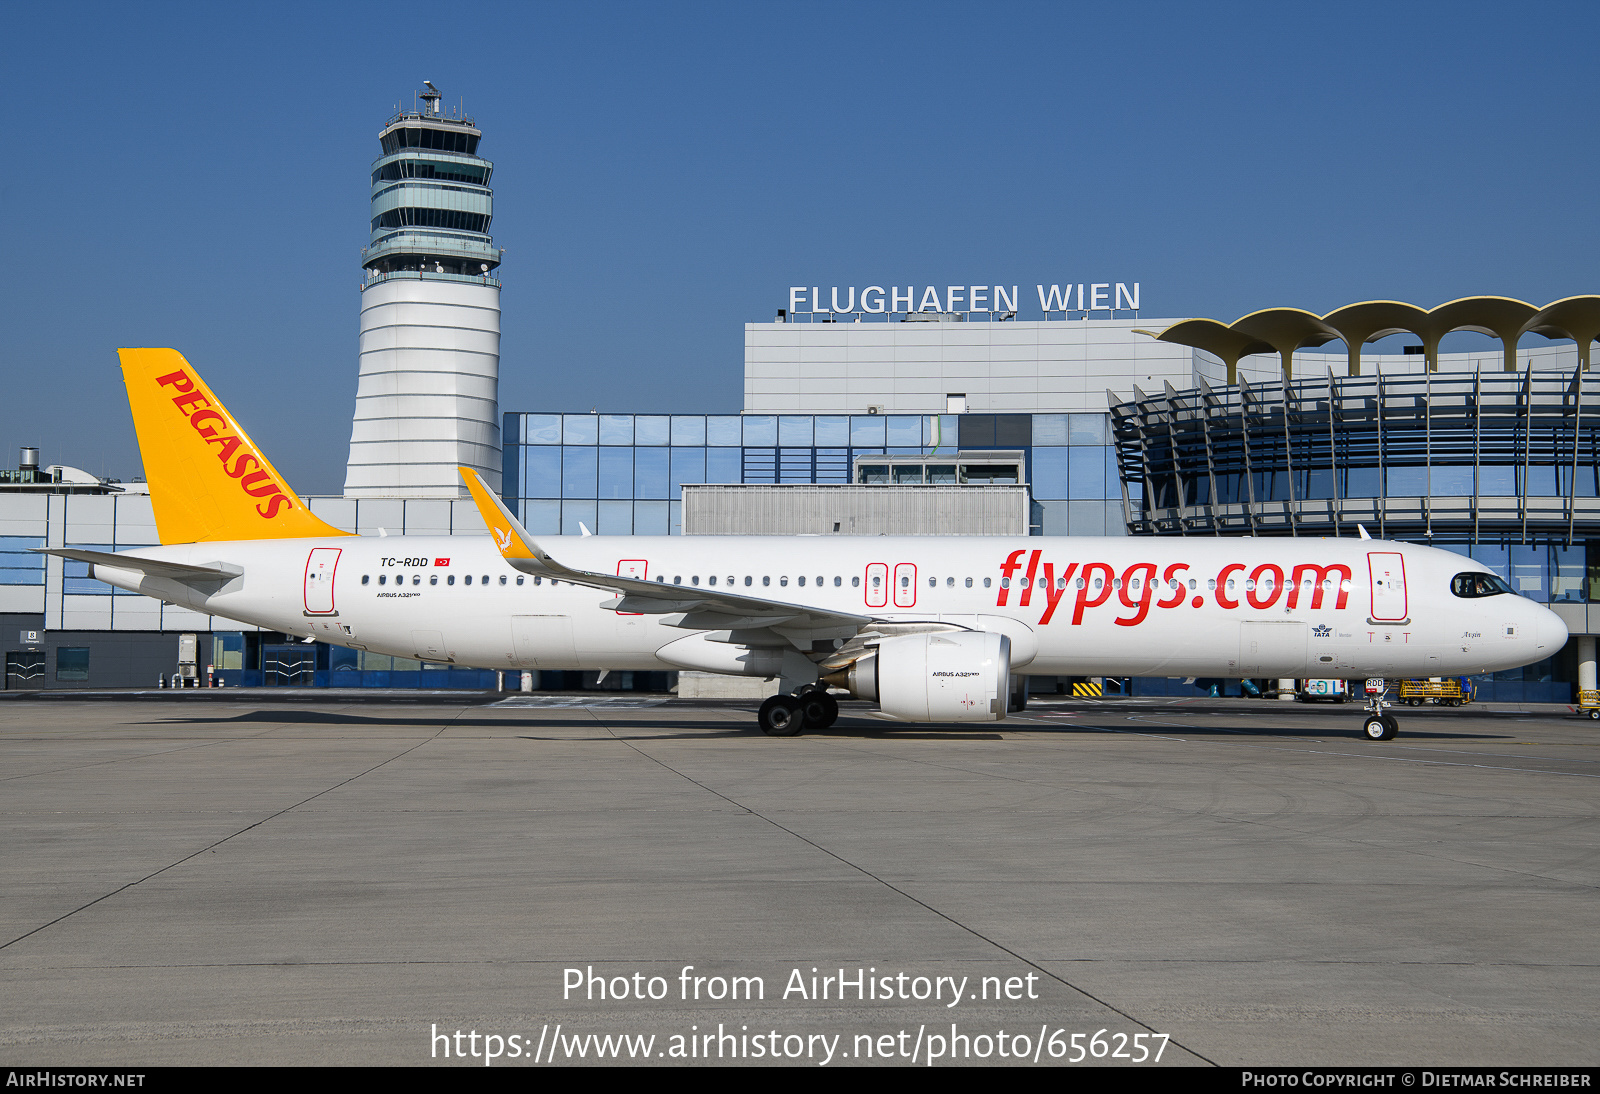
[{"x1": 2, "y1": 1, "x2": 1596, "y2": 493}]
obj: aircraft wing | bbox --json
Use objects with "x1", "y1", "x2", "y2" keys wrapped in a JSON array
[
  {"x1": 458, "y1": 467, "x2": 873, "y2": 634},
  {"x1": 34, "y1": 547, "x2": 241, "y2": 582}
]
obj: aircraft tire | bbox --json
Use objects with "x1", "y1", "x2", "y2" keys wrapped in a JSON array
[
  {"x1": 800, "y1": 692, "x2": 839, "y2": 729},
  {"x1": 1363, "y1": 714, "x2": 1399, "y2": 741},
  {"x1": 758, "y1": 695, "x2": 804, "y2": 737}
]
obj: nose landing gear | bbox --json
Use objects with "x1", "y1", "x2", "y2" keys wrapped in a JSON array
[
  {"x1": 1362, "y1": 712, "x2": 1399, "y2": 740},
  {"x1": 1360, "y1": 678, "x2": 1399, "y2": 740}
]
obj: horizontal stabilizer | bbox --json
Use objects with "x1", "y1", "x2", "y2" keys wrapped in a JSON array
[{"x1": 35, "y1": 548, "x2": 241, "y2": 582}]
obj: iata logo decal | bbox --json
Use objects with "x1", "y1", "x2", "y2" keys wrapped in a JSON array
[
  {"x1": 1313, "y1": 624, "x2": 1332, "y2": 637},
  {"x1": 157, "y1": 370, "x2": 294, "y2": 519},
  {"x1": 995, "y1": 548, "x2": 1353, "y2": 627}
]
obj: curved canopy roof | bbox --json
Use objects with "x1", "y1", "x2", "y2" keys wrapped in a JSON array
[{"x1": 1157, "y1": 295, "x2": 1600, "y2": 378}]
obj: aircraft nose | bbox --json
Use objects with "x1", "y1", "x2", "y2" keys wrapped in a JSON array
[{"x1": 1536, "y1": 605, "x2": 1568, "y2": 653}]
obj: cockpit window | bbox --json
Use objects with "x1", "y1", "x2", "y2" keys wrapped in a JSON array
[{"x1": 1451, "y1": 572, "x2": 1513, "y2": 598}]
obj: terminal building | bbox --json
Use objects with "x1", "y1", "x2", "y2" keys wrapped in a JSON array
[{"x1": 1, "y1": 87, "x2": 1595, "y2": 703}]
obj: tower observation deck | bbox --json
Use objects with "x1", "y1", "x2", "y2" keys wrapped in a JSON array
[{"x1": 345, "y1": 82, "x2": 504, "y2": 497}]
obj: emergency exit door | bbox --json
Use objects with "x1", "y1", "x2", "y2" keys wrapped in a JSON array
[
  {"x1": 304, "y1": 548, "x2": 341, "y2": 615},
  {"x1": 1367, "y1": 552, "x2": 1408, "y2": 622}
]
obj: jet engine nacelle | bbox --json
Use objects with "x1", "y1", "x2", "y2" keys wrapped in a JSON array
[{"x1": 837, "y1": 631, "x2": 1012, "y2": 722}]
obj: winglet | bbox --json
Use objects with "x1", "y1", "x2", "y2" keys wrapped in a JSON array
[{"x1": 459, "y1": 466, "x2": 546, "y2": 563}]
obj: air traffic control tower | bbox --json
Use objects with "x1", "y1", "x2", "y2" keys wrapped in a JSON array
[{"x1": 344, "y1": 82, "x2": 503, "y2": 497}]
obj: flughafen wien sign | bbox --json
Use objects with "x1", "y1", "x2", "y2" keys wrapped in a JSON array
[{"x1": 786, "y1": 283, "x2": 1143, "y2": 316}]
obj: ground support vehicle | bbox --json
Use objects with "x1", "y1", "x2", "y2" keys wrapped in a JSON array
[{"x1": 1398, "y1": 679, "x2": 1472, "y2": 707}]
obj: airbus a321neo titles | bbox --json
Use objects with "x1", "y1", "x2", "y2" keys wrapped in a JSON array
[{"x1": 45, "y1": 350, "x2": 1567, "y2": 740}]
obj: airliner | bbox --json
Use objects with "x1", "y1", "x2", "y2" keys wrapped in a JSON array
[{"x1": 43, "y1": 349, "x2": 1567, "y2": 740}]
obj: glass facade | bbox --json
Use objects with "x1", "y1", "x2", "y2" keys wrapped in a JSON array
[
  {"x1": 503, "y1": 411, "x2": 1125, "y2": 537},
  {"x1": 0, "y1": 536, "x2": 45, "y2": 586},
  {"x1": 1114, "y1": 369, "x2": 1600, "y2": 537}
]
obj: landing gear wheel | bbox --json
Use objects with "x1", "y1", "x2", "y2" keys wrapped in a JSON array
[
  {"x1": 1362, "y1": 713, "x2": 1399, "y2": 741},
  {"x1": 798, "y1": 691, "x2": 838, "y2": 729},
  {"x1": 758, "y1": 695, "x2": 804, "y2": 736}
]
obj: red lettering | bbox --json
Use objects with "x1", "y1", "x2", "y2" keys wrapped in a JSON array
[
  {"x1": 1288, "y1": 563, "x2": 1352, "y2": 610},
  {"x1": 1247, "y1": 563, "x2": 1284, "y2": 608},
  {"x1": 1215, "y1": 563, "x2": 1245, "y2": 608},
  {"x1": 1071, "y1": 562, "x2": 1115, "y2": 625},
  {"x1": 209, "y1": 435, "x2": 241, "y2": 463},
  {"x1": 171, "y1": 390, "x2": 210, "y2": 414},
  {"x1": 997, "y1": 549, "x2": 1027, "y2": 606},
  {"x1": 1018, "y1": 550, "x2": 1042, "y2": 607},
  {"x1": 1037, "y1": 562, "x2": 1078, "y2": 625},
  {"x1": 239, "y1": 470, "x2": 281, "y2": 498},
  {"x1": 1115, "y1": 562, "x2": 1158, "y2": 627},
  {"x1": 226, "y1": 452, "x2": 259, "y2": 479},
  {"x1": 256, "y1": 493, "x2": 293, "y2": 519},
  {"x1": 155, "y1": 370, "x2": 194, "y2": 393},
  {"x1": 189, "y1": 408, "x2": 226, "y2": 438},
  {"x1": 1157, "y1": 563, "x2": 1189, "y2": 608}
]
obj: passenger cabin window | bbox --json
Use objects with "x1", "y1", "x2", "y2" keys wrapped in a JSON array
[
  {"x1": 448, "y1": 575, "x2": 456, "y2": 585},
  {"x1": 1452, "y1": 572, "x2": 1513, "y2": 598},
  {"x1": 430, "y1": 575, "x2": 438, "y2": 585},
  {"x1": 362, "y1": 575, "x2": 370, "y2": 585}
]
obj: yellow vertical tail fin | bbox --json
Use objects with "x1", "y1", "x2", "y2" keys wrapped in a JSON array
[{"x1": 119, "y1": 348, "x2": 352, "y2": 544}]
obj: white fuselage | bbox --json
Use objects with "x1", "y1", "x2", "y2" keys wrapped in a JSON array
[{"x1": 92, "y1": 535, "x2": 1567, "y2": 681}]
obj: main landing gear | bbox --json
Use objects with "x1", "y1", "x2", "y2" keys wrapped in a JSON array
[
  {"x1": 757, "y1": 687, "x2": 839, "y2": 736},
  {"x1": 1360, "y1": 679, "x2": 1399, "y2": 741}
]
